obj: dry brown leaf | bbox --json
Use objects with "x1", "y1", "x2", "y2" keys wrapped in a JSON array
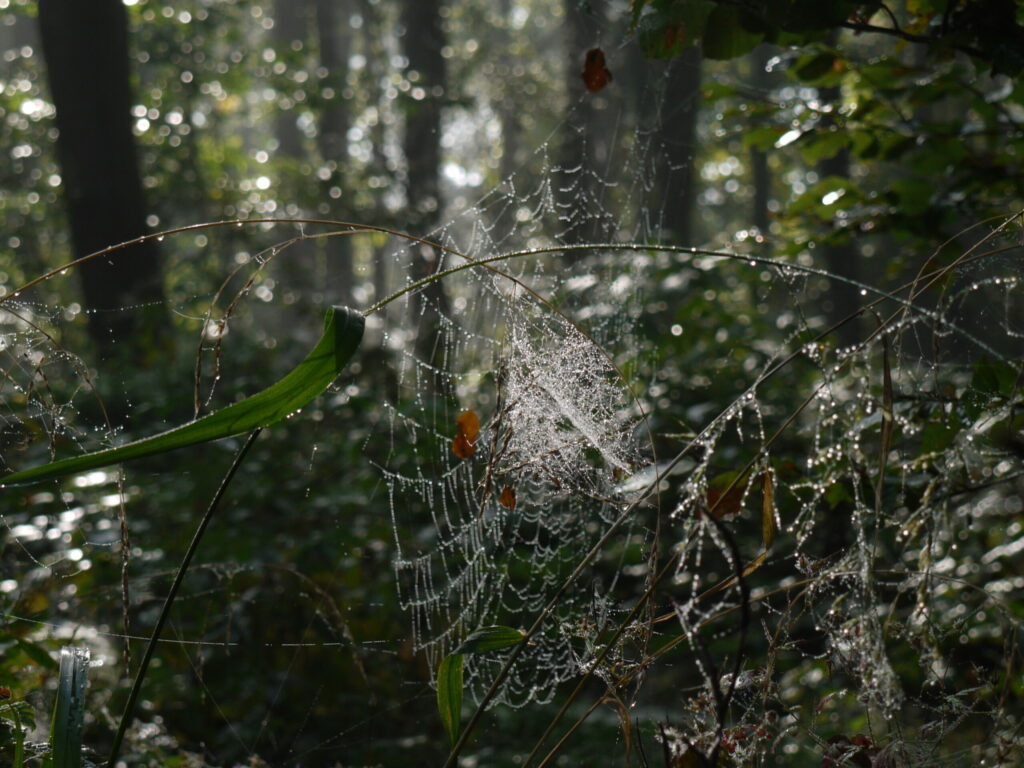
[
  {"x1": 452, "y1": 409, "x2": 481, "y2": 460},
  {"x1": 581, "y1": 48, "x2": 613, "y2": 93},
  {"x1": 498, "y1": 485, "x2": 517, "y2": 510}
]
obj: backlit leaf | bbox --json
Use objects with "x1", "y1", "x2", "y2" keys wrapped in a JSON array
[
  {"x1": 456, "y1": 625, "x2": 527, "y2": 654},
  {"x1": 498, "y1": 485, "x2": 516, "y2": 510},
  {"x1": 581, "y1": 48, "x2": 613, "y2": 93},
  {"x1": 436, "y1": 654, "x2": 463, "y2": 747},
  {"x1": 1, "y1": 306, "x2": 365, "y2": 487},
  {"x1": 452, "y1": 409, "x2": 481, "y2": 460}
]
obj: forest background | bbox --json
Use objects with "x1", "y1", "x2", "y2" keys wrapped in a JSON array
[{"x1": 1, "y1": 1, "x2": 1024, "y2": 766}]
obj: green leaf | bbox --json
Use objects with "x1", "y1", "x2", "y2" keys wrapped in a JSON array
[
  {"x1": 799, "y1": 130, "x2": 850, "y2": 164},
  {"x1": 455, "y1": 625, "x2": 527, "y2": 654},
  {"x1": 1, "y1": 306, "x2": 365, "y2": 486},
  {"x1": 890, "y1": 178, "x2": 934, "y2": 216},
  {"x1": 702, "y1": 6, "x2": 763, "y2": 60},
  {"x1": 436, "y1": 654, "x2": 463, "y2": 747},
  {"x1": 792, "y1": 50, "x2": 840, "y2": 83},
  {"x1": 435, "y1": 625, "x2": 524, "y2": 748},
  {"x1": 972, "y1": 358, "x2": 1018, "y2": 399},
  {"x1": 635, "y1": 0, "x2": 714, "y2": 60},
  {"x1": 825, "y1": 482, "x2": 853, "y2": 509},
  {"x1": 742, "y1": 125, "x2": 785, "y2": 152}
]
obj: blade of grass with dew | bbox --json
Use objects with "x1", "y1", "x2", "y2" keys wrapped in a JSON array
[
  {"x1": 1, "y1": 306, "x2": 365, "y2": 486},
  {"x1": 48, "y1": 647, "x2": 89, "y2": 768}
]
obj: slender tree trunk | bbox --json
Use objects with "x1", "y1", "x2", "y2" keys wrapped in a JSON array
[
  {"x1": 749, "y1": 47, "x2": 772, "y2": 252},
  {"x1": 400, "y1": 0, "x2": 450, "y2": 377},
  {"x1": 38, "y1": 0, "x2": 165, "y2": 362},
  {"x1": 315, "y1": 0, "x2": 350, "y2": 175},
  {"x1": 272, "y1": 0, "x2": 307, "y2": 160},
  {"x1": 557, "y1": 0, "x2": 600, "y2": 245},
  {"x1": 818, "y1": 84, "x2": 861, "y2": 347},
  {"x1": 654, "y1": 46, "x2": 702, "y2": 246},
  {"x1": 497, "y1": 0, "x2": 521, "y2": 184},
  {"x1": 314, "y1": 0, "x2": 355, "y2": 306}
]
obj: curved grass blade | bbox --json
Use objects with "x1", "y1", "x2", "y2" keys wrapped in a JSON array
[{"x1": 2, "y1": 306, "x2": 365, "y2": 486}]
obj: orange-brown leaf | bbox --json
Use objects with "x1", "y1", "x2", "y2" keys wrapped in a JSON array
[
  {"x1": 581, "y1": 48, "x2": 613, "y2": 93},
  {"x1": 707, "y1": 481, "x2": 746, "y2": 518},
  {"x1": 761, "y1": 470, "x2": 777, "y2": 548},
  {"x1": 452, "y1": 409, "x2": 481, "y2": 460},
  {"x1": 499, "y1": 485, "x2": 517, "y2": 510},
  {"x1": 456, "y1": 409, "x2": 480, "y2": 440}
]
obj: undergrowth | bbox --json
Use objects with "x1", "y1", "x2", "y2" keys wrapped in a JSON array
[{"x1": 1, "y1": 213, "x2": 1023, "y2": 767}]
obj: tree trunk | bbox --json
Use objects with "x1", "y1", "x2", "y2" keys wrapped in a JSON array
[
  {"x1": 400, "y1": 0, "x2": 450, "y2": 377},
  {"x1": 37, "y1": 0, "x2": 165, "y2": 362},
  {"x1": 749, "y1": 47, "x2": 772, "y2": 252},
  {"x1": 654, "y1": 46, "x2": 702, "y2": 246},
  {"x1": 315, "y1": 0, "x2": 350, "y2": 175},
  {"x1": 557, "y1": 0, "x2": 600, "y2": 245},
  {"x1": 314, "y1": 0, "x2": 355, "y2": 307},
  {"x1": 272, "y1": 0, "x2": 307, "y2": 161},
  {"x1": 818, "y1": 84, "x2": 861, "y2": 348}
]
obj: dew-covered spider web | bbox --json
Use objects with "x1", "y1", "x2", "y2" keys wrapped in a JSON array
[{"x1": 369, "y1": 220, "x2": 656, "y2": 706}]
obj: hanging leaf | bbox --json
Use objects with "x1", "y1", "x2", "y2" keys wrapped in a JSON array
[
  {"x1": 1, "y1": 306, "x2": 365, "y2": 487},
  {"x1": 498, "y1": 485, "x2": 517, "y2": 510},
  {"x1": 452, "y1": 409, "x2": 481, "y2": 460},
  {"x1": 706, "y1": 469, "x2": 750, "y2": 517},
  {"x1": 581, "y1": 48, "x2": 613, "y2": 93},
  {"x1": 436, "y1": 654, "x2": 463, "y2": 747},
  {"x1": 761, "y1": 470, "x2": 777, "y2": 548}
]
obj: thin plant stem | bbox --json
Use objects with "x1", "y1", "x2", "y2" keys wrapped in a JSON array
[{"x1": 107, "y1": 428, "x2": 263, "y2": 767}]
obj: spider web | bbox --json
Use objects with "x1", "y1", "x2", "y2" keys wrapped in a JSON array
[{"x1": 368, "y1": 149, "x2": 659, "y2": 706}]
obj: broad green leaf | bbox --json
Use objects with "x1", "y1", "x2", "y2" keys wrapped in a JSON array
[
  {"x1": 455, "y1": 625, "x2": 527, "y2": 654},
  {"x1": 799, "y1": 130, "x2": 849, "y2": 165},
  {"x1": 1, "y1": 306, "x2": 365, "y2": 487},
  {"x1": 436, "y1": 654, "x2": 463, "y2": 747}
]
